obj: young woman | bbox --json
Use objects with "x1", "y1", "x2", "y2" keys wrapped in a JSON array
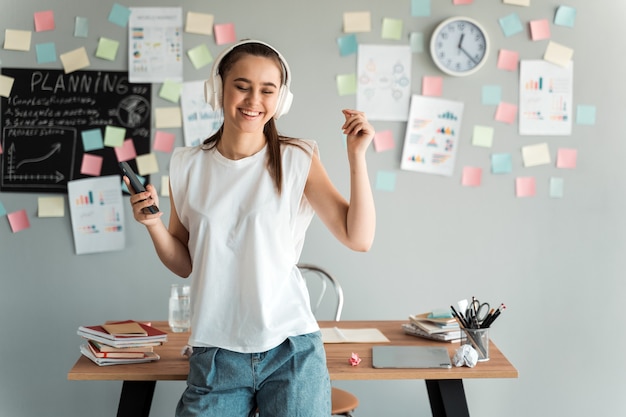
[{"x1": 125, "y1": 40, "x2": 376, "y2": 417}]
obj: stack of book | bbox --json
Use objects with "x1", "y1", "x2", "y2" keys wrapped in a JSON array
[
  {"x1": 77, "y1": 320, "x2": 167, "y2": 366},
  {"x1": 402, "y1": 312, "x2": 462, "y2": 342}
]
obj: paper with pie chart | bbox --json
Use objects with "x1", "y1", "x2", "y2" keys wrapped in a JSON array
[{"x1": 400, "y1": 95, "x2": 464, "y2": 177}]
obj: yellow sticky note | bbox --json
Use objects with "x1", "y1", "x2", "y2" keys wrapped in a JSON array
[
  {"x1": 187, "y1": 44, "x2": 213, "y2": 69},
  {"x1": 95, "y1": 37, "x2": 119, "y2": 61},
  {"x1": 522, "y1": 143, "x2": 551, "y2": 167},
  {"x1": 38, "y1": 196, "x2": 65, "y2": 218},
  {"x1": 185, "y1": 11, "x2": 213, "y2": 35},
  {"x1": 0, "y1": 75, "x2": 15, "y2": 98},
  {"x1": 343, "y1": 11, "x2": 371, "y2": 33},
  {"x1": 159, "y1": 80, "x2": 183, "y2": 103},
  {"x1": 60, "y1": 47, "x2": 90, "y2": 73},
  {"x1": 504, "y1": 0, "x2": 530, "y2": 5},
  {"x1": 381, "y1": 18, "x2": 402, "y2": 40},
  {"x1": 544, "y1": 41, "x2": 573, "y2": 67},
  {"x1": 472, "y1": 125, "x2": 494, "y2": 148},
  {"x1": 136, "y1": 153, "x2": 159, "y2": 176},
  {"x1": 4, "y1": 29, "x2": 32, "y2": 51},
  {"x1": 155, "y1": 107, "x2": 182, "y2": 128},
  {"x1": 161, "y1": 176, "x2": 170, "y2": 197}
]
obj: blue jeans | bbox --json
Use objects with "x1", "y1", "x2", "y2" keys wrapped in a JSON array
[{"x1": 176, "y1": 332, "x2": 331, "y2": 417}]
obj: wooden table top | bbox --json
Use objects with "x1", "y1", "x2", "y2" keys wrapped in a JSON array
[{"x1": 68, "y1": 320, "x2": 518, "y2": 382}]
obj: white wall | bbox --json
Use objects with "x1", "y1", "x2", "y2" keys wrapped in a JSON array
[{"x1": 1, "y1": 1, "x2": 624, "y2": 416}]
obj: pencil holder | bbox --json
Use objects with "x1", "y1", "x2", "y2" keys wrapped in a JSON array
[{"x1": 462, "y1": 328, "x2": 489, "y2": 362}]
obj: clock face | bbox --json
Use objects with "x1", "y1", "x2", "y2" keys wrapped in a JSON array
[{"x1": 430, "y1": 17, "x2": 489, "y2": 76}]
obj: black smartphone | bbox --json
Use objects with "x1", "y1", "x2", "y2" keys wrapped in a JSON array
[{"x1": 118, "y1": 161, "x2": 160, "y2": 214}]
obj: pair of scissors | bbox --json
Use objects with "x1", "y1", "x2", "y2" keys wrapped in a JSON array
[{"x1": 466, "y1": 298, "x2": 490, "y2": 324}]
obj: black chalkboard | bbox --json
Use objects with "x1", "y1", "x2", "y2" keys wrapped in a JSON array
[{"x1": 0, "y1": 68, "x2": 151, "y2": 193}]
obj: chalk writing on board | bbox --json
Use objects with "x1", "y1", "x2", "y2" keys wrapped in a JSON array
[{"x1": 0, "y1": 68, "x2": 151, "y2": 193}]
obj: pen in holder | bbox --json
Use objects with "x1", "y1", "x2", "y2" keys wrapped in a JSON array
[
  {"x1": 461, "y1": 327, "x2": 489, "y2": 361},
  {"x1": 451, "y1": 300, "x2": 506, "y2": 363}
]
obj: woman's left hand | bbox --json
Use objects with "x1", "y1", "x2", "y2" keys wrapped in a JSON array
[{"x1": 341, "y1": 109, "x2": 375, "y2": 156}]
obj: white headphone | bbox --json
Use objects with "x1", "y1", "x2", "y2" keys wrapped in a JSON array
[{"x1": 204, "y1": 39, "x2": 294, "y2": 119}]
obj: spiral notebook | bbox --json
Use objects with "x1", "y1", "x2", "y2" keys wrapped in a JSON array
[{"x1": 372, "y1": 345, "x2": 452, "y2": 369}]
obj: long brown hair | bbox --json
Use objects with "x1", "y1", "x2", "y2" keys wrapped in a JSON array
[{"x1": 202, "y1": 42, "x2": 304, "y2": 193}]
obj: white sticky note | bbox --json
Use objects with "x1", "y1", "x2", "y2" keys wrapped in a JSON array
[
  {"x1": 136, "y1": 153, "x2": 160, "y2": 176},
  {"x1": 161, "y1": 176, "x2": 170, "y2": 197},
  {"x1": 503, "y1": 0, "x2": 530, "y2": 5},
  {"x1": 4, "y1": 29, "x2": 32, "y2": 51},
  {"x1": 544, "y1": 41, "x2": 574, "y2": 67},
  {"x1": 522, "y1": 143, "x2": 551, "y2": 167},
  {"x1": 155, "y1": 107, "x2": 182, "y2": 128}
]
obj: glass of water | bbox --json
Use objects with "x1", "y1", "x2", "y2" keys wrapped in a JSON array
[{"x1": 168, "y1": 284, "x2": 191, "y2": 332}]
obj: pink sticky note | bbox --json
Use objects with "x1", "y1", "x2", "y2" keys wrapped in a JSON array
[
  {"x1": 462, "y1": 166, "x2": 482, "y2": 187},
  {"x1": 8, "y1": 209, "x2": 30, "y2": 233},
  {"x1": 453, "y1": 0, "x2": 473, "y2": 4},
  {"x1": 422, "y1": 76, "x2": 443, "y2": 97},
  {"x1": 495, "y1": 102, "x2": 518, "y2": 124},
  {"x1": 557, "y1": 148, "x2": 577, "y2": 169},
  {"x1": 516, "y1": 177, "x2": 536, "y2": 197},
  {"x1": 115, "y1": 139, "x2": 138, "y2": 162},
  {"x1": 497, "y1": 49, "x2": 519, "y2": 71},
  {"x1": 530, "y1": 19, "x2": 551, "y2": 41},
  {"x1": 214, "y1": 23, "x2": 236, "y2": 45},
  {"x1": 0, "y1": 141, "x2": 3, "y2": 154},
  {"x1": 373, "y1": 130, "x2": 395, "y2": 152},
  {"x1": 153, "y1": 130, "x2": 176, "y2": 153},
  {"x1": 80, "y1": 154, "x2": 103, "y2": 176},
  {"x1": 34, "y1": 10, "x2": 55, "y2": 32}
]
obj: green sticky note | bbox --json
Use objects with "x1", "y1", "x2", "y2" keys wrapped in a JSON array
[
  {"x1": 381, "y1": 18, "x2": 403, "y2": 40},
  {"x1": 187, "y1": 44, "x2": 213, "y2": 69},
  {"x1": 491, "y1": 153, "x2": 512, "y2": 174},
  {"x1": 36, "y1": 42, "x2": 56, "y2": 64},
  {"x1": 108, "y1": 3, "x2": 131, "y2": 28},
  {"x1": 74, "y1": 16, "x2": 88, "y2": 38},
  {"x1": 409, "y1": 32, "x2": 424, "y2": 53},
  {"x1": 375, "y1": 171, "x2": 397, "y2": 192},
  {"x1": 96, "y1": 37, "x2": 119, "y2": 61},
  {"x1": 104, "y1": 126, "x2": 126, "y2": 148},
  {"x1": 482, "y1": 85, "x2": 502, "y2": 105},
  {"x1": 554, "y1": 6, "x2": 576, "y2": 28},
  {"x1": 550, "y1": 177, "x2": 564, "y2": 198},
  {"x1": 337, "y1": 34, "x2": 358, "y2": 57},
  {"x1": 337, "y1": 73, "x2": 357, "y2": 96},
  {"x1": 576, "y1": 105, "x2": 596, "y2": 125},
  {"x1": 499, "y1": 13, "x2": 524, "y2": 37},
  {"x1": 0, "y1": 200, "x2": 6, "y2": 216},
  {"x1": 160, "y1": 80, "x2": 183, "y2": 103},
  {"x1": 411, "y1": 0, "x2": 431, "y2": 17},
  {"x1": 472, "y1": 125, "x2": 494, "y2": 148}
]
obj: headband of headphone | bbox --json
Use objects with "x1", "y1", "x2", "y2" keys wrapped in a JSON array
[{"x1": 203, "y1": 39, "x2": 293, "y2": 119}]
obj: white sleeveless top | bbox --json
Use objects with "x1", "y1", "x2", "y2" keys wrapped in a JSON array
[{"x1": 169, "y1": 140, "x2": 319, "y2": 353}]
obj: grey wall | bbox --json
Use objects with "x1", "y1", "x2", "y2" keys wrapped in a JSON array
[{"x1": 1, "y1": 1, "x2": 623, "y2": 416}]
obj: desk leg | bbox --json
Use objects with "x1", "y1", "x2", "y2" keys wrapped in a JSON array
[
  {"x1": 425, "y1": 380, "x2": 470, "y2": 417},
  {"x1": 117, "y1": 381, "x2": 156, "y2": 417}
]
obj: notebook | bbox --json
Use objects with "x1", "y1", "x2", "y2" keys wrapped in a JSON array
[{"x1": 372, "y1": 345, "x2": 452, "y2": 369}]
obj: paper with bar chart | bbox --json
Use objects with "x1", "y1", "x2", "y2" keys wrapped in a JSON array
[
  {"x1": 519, "y1": 60, "x2": 573, "y2": 135},
  {"x1": 400, "y1": 95, "x2": 464, "y2": 176},
  {"x1": 68, "y1": 175, "x2": 125, "y2": 255}
]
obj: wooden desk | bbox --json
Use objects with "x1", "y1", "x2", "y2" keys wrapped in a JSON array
[{"x1": 68, "y1": 320, "x2": 517, "y2": 417}]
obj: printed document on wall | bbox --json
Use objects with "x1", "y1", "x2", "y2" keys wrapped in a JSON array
[
  {"x1": 68, "y1": 175, "x2": 125, "y2": 255},
  {"x1": 400, "y1": 95, "x2": 464, "y2": 177},
  {"x1": 357, "y1": 44, "x2": 412, "y2": 121},
  {"x1": 180, "y1": 81, "x2": 223, "y2": 147},
  {"x1": 519, "y1": 60, "x2": 573, "y2": 135},
  {"x1": 128, "y1": 7, "x2": 183, "y2": 83}
]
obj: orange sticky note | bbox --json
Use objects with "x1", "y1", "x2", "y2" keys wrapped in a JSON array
[
  {"x1": 556, "y1": 148, "x2": 577, "y2": 169},
  {"x1": 8, "y1": 209, "x2": 30, "y2": 233},
  {"x1": 214, "y1": 23, "x2": 236, "y2": 45},
  {"x1": 530, "y1": 19, "x2": 550, "y2": 41},
  {"x1": 373, "y1": 130, "x2": 395, "y2": 152},
  {"x1": 34, "y1": 10, "x2": 55, "y2": 32},
  {"x1": 422, "y1": 76, "x2": 443, "y2": 97},
  {"x1": 495, "y1": 102, "x2": 518, "y2": 124},
  {"x1": 497, "y1": 49, "x2": 519, "y2": 71},
  {"x1": 516, "y1": 177, "x2": 536, "y2": 198},
  {"x1": 462, "y1": 166, "x2": 482, "y2": 187}
]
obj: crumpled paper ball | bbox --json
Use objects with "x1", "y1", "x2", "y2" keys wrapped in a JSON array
[
  {"x1": 453, "y1": 344, "x2": 478, "y2": 368},
  {"x1": 349, "y1": 352, "x2": 362, "y2": 366}
]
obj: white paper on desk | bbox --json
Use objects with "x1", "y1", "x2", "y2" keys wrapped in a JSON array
[{"x1": 321, "y1": 327, "x2": 390, "y2": 343}]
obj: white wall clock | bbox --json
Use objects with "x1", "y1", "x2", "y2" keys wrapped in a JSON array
[{"x1": 430, "y1": 16, "x2": 490, "y2": 77}]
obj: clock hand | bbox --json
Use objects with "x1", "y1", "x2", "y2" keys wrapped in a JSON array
[
  {"x1": 459, "y1": 46, "x2": 479, "y2": 64},
  {"x1": 458, "y1": 34, "x2": 465, "y2": 49}
]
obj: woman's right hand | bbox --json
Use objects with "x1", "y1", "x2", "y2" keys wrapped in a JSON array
[{"x1": 123, "y1": 176, "x2": 163, "y2": 226}]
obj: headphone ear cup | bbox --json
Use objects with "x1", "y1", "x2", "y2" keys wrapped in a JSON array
[
  {"x1": 274, "y1": 85, "x2": 293, "y2": 119},
  {"x1": 205, "y1": 74, "x2": 223, "y2": 110}
]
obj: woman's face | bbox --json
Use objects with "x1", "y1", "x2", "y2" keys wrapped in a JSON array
[{"x1": 221, "y1": 54, "x2": 283, "y2": 135}]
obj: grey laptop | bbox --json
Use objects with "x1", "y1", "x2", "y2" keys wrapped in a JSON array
[{"x1": 372, "y1": 346, "x2": 452, "y2": 369}]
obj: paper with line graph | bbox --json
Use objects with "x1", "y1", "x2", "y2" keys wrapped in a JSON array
[{"x1": 400, "y1": 95, "x2": 464, "y2": 176}]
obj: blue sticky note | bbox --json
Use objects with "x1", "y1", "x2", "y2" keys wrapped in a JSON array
[
  {"x1": 409, "y1": 32, "x2": 424, "y2": 53},
  {"x1": 550, "y1": 177, "x2": 564, "y2": 198},
  {"x1": 491, "y1": 153, "x2": 512, "y2": 174},
  {"x1": 411, "y1": 0, "x2": 431, "y2": 17},
  {"x1": 108, "y1": 3, "x2": 131, "y2": 28},
  {"x1": 499, "y1": 13, "x2": 524, "y2": 37},
  {"x1": 337, "y1": 34, "x2": 358, "y2": 57},
  {"x1": 375, "y1": 170, "x2": 397, "y2": 192},
  {"x1": 36, "y1": 42, "x2": 57, "y2": 64},
  {"x1": 74, "y1": 16, "x2": 88, "y2": 38},
  {"x1": 482, "y1": 85, "x2": 502, "y2": 105},
  {"x1": 82, "y1": 128, "x2": 104, "y2": 151},
  {"x1": 576, "y1": 105, "x2": 596, "y2": 125},
  {"x1": 554, "y1": 6, "x2": 576, "y2": 28},
  {"x1": 0, "y1": 200, "x2": 6, "y2": 216}
]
